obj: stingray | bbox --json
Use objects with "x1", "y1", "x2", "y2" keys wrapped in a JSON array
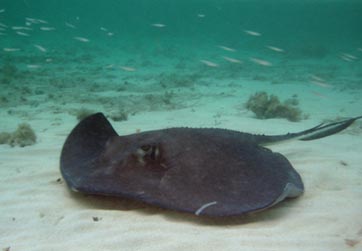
[{"x1": 60, "y1": 113, "x2": 361, "y2": 217}]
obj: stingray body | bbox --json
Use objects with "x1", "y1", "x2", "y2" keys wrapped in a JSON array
[{"x1": 60, "y1": 113, "x2": 361, "y2": 216}]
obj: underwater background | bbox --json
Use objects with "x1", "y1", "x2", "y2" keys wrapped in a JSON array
[
  {"x1": 1, "y1": 0, "x2": 361, "y2": 125},
  {"x1": 0, "y1": 1, "x2": 362, "y2": 250}
]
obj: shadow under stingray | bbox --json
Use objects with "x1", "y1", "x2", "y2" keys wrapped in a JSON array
[{"x1": 66, "y1": 188, "x2": 302, "y2": 226}]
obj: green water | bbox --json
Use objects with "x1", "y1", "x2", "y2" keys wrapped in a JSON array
[
  {"x1": 0, "y1": 0, "x2": 361, "y2": 123},
  {"x1": 3, "y1": 1, "x2": 362, "y2": 43}
]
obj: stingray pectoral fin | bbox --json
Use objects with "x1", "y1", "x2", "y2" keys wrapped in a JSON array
[
  {"x1": 259, "y1": 115, "x2": 362, "y2": 145},
  {"x1": 271, "y1": 182, "x2": 304, "y2": 207},
  {"x1": 60, "y1": 113, "x2": 118, "y2": 189}
]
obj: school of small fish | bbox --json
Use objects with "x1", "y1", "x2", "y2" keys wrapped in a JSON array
[{"x1": 0, "y1": 3, "x2": 360, "y2": 84}]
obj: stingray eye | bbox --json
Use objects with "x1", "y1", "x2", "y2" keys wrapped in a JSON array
[
  {"x1": 148, "y1": 145, "x2": 159, "y2": 161},
  {"x1": 137, "y1": 144, "x2": 160, "y2": 162},
  {"x1": 140, "y1": 145, "x2": 151, "y2": 151}
]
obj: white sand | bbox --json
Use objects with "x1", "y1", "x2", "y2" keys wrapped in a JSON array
[{"x1": 1, "y1": 89, "x2": 361, "y2": 251}]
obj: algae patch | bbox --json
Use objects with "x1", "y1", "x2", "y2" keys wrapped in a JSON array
[
  {"x1": 0, "y1": 123, "x2": 37, "y2": 147},
  {"x1": 246, "y1": 92, "x2": 304, "y2": 122},
  {"x1": 73, "y1": 108, "x2": 96, "y2": 121},
  {"x1": 109, "y1": 110, "x2": 128, "y2": 122}
]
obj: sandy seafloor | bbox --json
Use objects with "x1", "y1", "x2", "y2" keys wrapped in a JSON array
[{"x1": 1, "y1": 2, "x2": 362, "y2": 251}]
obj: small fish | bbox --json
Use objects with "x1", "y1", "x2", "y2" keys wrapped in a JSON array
[
  {"x1": 340, "y1": 56, "x2": 353, "y2": 62},
  {"x1": 340, "y1": 53, "x2": 357, "y2": 60},
  {"x1": 16, "y1": 31, "x2": 30, "y2": 36},
  {"x1": 27, "y1": 64, "x2": 41, "y2": 69},
  {"x1": 120, "y1": 66, "x2": 136, "y2": 72},
  {"x1": 12, "y1": 26, "x2": 32, "y2": 30},
  {"x1": 34, "y1": 44, "x2": 47, "y2": 52},
  {"x1": 107, "y1": 32, "x2": 114, "y2": 36},
  {"x1": 218, "y1": 46, "x2": 236, "y2": 52},
  {"x1": 200, "y1": 60, "x2": 219, "y2": 67},
  {"x1": 3, "y1": 48, "x2": 20, "y2": 52},
  {"x1": 37, "y1": 19, "x2": 48, "y2": 24},
  {"x1": 250, "y1": 57, "x2": 272, "y2": 66},
  {"x1": 311, "y1": 91, "x2": 328, "y2": 99},
  {"x1": 40, "y1": 27, "x2": 56, "y2": 31},
  {"x1": 197, "y1": 14, "x2": 206, "y2": 18},
  {"x1": 0, "y1": 22, "x2": 8, "y2": 28},
  {"x1": 309, "y1": 76, "x2": 332, "y2": 88},
  {"x1": 45, "y1": 58, "x2": 53, "y2": 62},
  {"x1": 26, "y1": 17, "x2": 48, "y2": 24},
  {"x1": 25, "y1": 17, "x2": 36, "y2": 23},
  {"x1": 222, "y1": 56, "x2": 242, "y2": 64},
  {"x1": 310, "y1": 81, "x2": 332, "y2": 88},
  {"x1": 266, "y1": 45, "x2": 284, "y2": 52},
  {"x1": 73, "y1": 36, "x2": 90, "y2": 42},
  {"x1": 310, "y1": 75, "x2": 325, "y2": 82},
  {"x1": 105, "y1": 64, "x2": 115, "y2": 69},
  {"x1": 151, "y1": 23, "x2": 166, "y2": 28},
  {"x1": 0, "y1": 9, "x2": 5, "y2": 13},
  {"x1": 100, "y1": 27, "x2": 108, "y2": 31},
  {"x1": 244, "y1": 30, "x2": 261, "y2": 36},
  {"x1": 65, "y1": 22, "x2": 76, "y2": 29}
]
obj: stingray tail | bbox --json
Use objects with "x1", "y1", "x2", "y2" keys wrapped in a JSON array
[{"x1": 259, "y1": 115, "x2": 362, "y2": 145}]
